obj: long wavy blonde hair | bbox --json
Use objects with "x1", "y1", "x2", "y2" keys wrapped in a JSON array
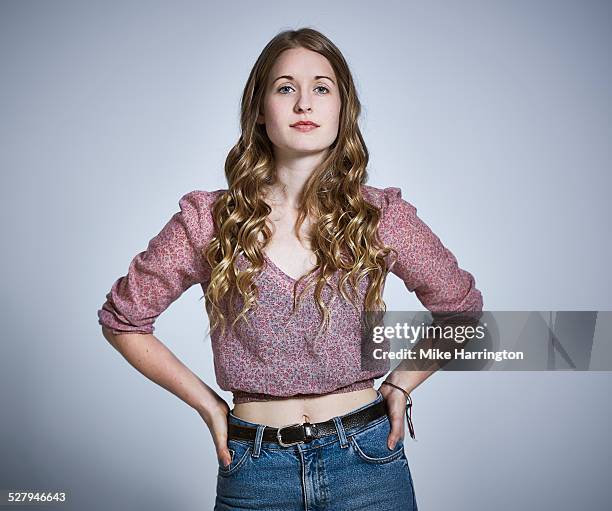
[{"x1": 203, "y1": 27, "x2": 396, "y2": 340}]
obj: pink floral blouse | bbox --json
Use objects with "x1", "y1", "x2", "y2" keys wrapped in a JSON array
[{"x1": 98, "y1": 185, "x2": 483, "y2": 404}]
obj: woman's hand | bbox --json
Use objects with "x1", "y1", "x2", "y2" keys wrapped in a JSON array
[
  {"x1": 379, "y1": 383, "x2": 408, "y2": 450},
  {"x1": 197, "y1": 394, "x2": 232, "y2": 468}
]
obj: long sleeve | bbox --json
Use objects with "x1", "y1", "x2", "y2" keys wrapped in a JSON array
[
  {"x1": 377, "y1": 186, "x2": 483, "y2": 314},
  {"x1": 97, "y1": 190, "x2": 218, "y2": 335}
]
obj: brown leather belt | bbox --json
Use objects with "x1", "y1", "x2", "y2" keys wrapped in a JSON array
[{"x1": 227, "y1": 399, "x2": 387, "y2": 447}]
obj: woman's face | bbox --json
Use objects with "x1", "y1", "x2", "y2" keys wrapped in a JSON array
[{"x1": 257, "y1": 47, "x2": 341, "y2": 159}]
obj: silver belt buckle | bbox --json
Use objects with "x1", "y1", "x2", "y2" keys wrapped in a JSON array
[{"x1": 276, "y1": 422, "x2": 319, "y2": 447}]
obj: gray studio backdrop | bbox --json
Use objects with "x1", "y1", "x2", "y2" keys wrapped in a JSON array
[{"x1": 1, "y1": 1, "x2": 611, "y2": 510}]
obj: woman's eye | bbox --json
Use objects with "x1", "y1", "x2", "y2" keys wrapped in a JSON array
[
  {"x1": 278, "y1": 85, "x2": 294, "y2": 94},
  {"x1": 277, "y1": 85, "x2": 330, "y2": 94}
]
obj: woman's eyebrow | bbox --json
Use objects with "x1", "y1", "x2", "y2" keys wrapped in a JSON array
[{"x1": 272, "y1": 75, "x2": 336, "y2": 85}]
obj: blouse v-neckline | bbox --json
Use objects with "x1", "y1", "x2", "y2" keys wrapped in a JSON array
[{"x1": 262, "y1": 251, "x2": 320, "y2": 284}]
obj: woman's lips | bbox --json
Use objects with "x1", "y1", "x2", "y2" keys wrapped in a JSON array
[{"x1": 291, "y1": 125, "x2": 319, "y2": 132}]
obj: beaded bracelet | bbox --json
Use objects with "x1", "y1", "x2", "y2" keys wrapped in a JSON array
[{"x1": 381, "y1": 380, "x2": 416, "y2": 440}]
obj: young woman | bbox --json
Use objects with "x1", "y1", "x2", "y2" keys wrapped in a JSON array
[{"x1": 98, "y1": 27, "x2": 483, "y2": 510}]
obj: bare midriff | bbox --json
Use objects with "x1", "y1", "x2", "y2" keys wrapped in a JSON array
[{"x1": 231, "y1": 387, "x2": 379, "y2": 427}]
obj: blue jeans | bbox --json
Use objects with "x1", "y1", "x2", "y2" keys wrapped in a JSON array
[{"x1": 215, "y1": 390, "x2": 418, "y2": 510}]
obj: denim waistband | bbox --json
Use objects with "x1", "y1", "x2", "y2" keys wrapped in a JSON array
[{"x1": 227, "y1": 389, "x2": 387, "y2": 452}]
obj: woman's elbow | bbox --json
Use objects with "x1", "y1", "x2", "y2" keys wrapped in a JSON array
[{"x1": 101, "y1": 325, "x2": 119, "y2": 346}]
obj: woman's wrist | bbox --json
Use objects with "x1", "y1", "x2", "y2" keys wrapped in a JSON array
[
  {"x1": 384, "y1": 369, "x2": 436, "y2": 396},
  {"x1": 383, "y1": 371, "x2": 415, "y2": 395},
  {"x1": 381, "y1": 380, "x2": 411, "y2": 399}
]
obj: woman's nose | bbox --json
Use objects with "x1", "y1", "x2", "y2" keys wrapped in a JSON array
[{"x1": 295, "y1": 96, "x2": 312, "y2": 113}]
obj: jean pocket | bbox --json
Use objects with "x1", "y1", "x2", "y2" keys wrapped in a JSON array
[
  {"x1": 218, "y1": 439, "x2": 252, "y2": 476},
  {"x1": 349, "y1": 416, "x2": 406, "y2": 464}
]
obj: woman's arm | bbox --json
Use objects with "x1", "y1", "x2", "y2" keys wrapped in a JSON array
[
  {"x1": 374, "y1": 186, "x2": 484, "y2": 448},
  {"x1": 97, "y1": 190, "x2": 232, "y2": 465},
  {"x1": 101, "y1": 326, "x2": 233, "y2": 467},
  {"x1": 101, "y1": 326, "x2": 219, "y2": 413}
]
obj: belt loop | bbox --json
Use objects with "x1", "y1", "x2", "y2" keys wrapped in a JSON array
[
  {"x1": 332, "y1": 416, "x2": 349, "y2": 448},
  {"x1": 251, "y1": 425, "x2": 266, "y2": 458}
]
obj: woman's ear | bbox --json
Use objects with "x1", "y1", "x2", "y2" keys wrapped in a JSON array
[{"x1": 256, "y1": 111, "x2": 265, "y2": 125}]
